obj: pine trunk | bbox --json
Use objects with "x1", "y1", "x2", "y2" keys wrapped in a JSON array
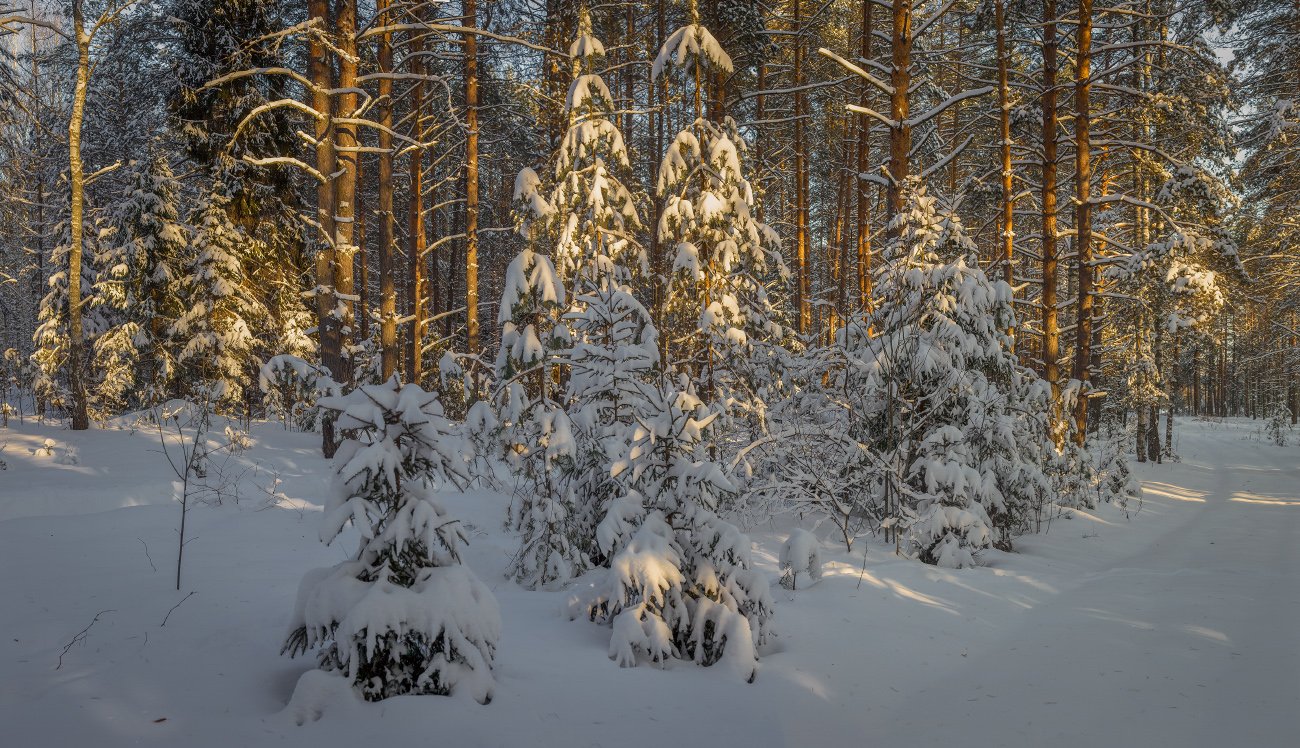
[
  {"x1": 375, "y1": 0, "x2": 397, "y2": 380},
  {"x1": 307, "y1": 0, "x2": 338, "y2": 454},
  {"x1": 793, "y1": 0, "x2": 811, "y2": 334},
  {"x1": 886, "y1": 0, "x2": 912, "y2": 224},
  {"x1": 856, "y1": 0, "x2": 874, "y2": 310},
  {"x1": 464, "y1": 0, "x2": 480, "y2": 362},
  {"x1": 996, "y1": 0, "x2": 1014, "y2": 320},
  {"x1": 407, "y1": 25, "x2": 426, "y2": 383},
  {"x1": 332, "y1": 0, "x2": 359, "y2": 385},
  {"x1": 1041, "y1": 0, "x2": 1061, "y2": 434},
  {"x1": 1071, "y1": 0, "x2": 1094, "y2": 444}
]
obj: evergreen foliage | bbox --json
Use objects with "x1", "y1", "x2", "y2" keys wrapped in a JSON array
[{"x1": 284, "y1": 379, "x2": 498, "y2": 703}]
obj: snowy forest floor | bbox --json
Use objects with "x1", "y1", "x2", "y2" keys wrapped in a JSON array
[{"x1": 1, "y1": 416, "x2": 1296, "y2": 747}]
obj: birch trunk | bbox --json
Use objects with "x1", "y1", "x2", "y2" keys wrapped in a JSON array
[{"x1": 66, "y1": 0, "x2": 91, "y2": 430}]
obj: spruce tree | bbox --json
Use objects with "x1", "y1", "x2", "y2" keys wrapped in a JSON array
[
  {"x1": 284, "y1": 379, "x2": 498, "y2": 703},
  {"x1": 653, "y1": 7, "x2": 789, "y2": 435},
  {"x1": 591, "y1": 384, "x2": 773, "y2": 680},
  {"x1": 93, "y1": 154, "x2": 188, "y2": 408},
  {"x1": 866, "y1": 179, "x2": 1051, "y2": 565},
  {"x1": 32, "y1": 216, "x2": 108, "y2": 417},
  {"x1": 170, "y1": 186, "x2": 266, "y2": 407},
  {"x1": 501, "y1": 14, "x2": 656, "y2": 588}
]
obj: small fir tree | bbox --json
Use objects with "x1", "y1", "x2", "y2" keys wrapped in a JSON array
[
  {"x1": 93, "y1": 154, "x2": 189, "y2": 408},
  {"x1": 652, "y1": 6, "x2": 789, "y2": 459},
  {"x1": 170, "y1": 185, "x2": 266, "y2": 407},
  {"x1": 590, "y1": 385, "x2": 773, "y2": 680},
  {"x1": 284, "y1": 379, "x2": 499, "y2": 703}
]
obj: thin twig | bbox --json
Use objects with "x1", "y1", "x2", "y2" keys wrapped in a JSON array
[
  {"x1": 137, "y1": 538, "x2": 156, "y2": 572},
  {"x1": 56, "y1": 609, "x2": 114, "y2": 670},
  {"x1": 160, "y1": 592, "x2": 196, "y2": 627},
  {"x1": 856, "y1": 546, "x2": 869, "y2": 590}
]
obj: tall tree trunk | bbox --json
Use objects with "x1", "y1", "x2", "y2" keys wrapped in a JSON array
[
  {"x1": 356, "y1": 161, "x2": 369, "y2": 343},
  {"x1": 308, "y1": 0, "x2": 338, "y2": 455},
  {"x1": 1041, "y1": 0, "x2": 1061, "y2": 435},
  {"x1": 331, "y1": 0, "x2": 360, "y2": 385},
  {"x1": 1136, "y1": 394, "x2": 1148, "y2": 462},
  {"x1": 1192, "y1": 347, "x2": 1200, "y2": 416},
  {"x1": 886, "y1": 0, "x2": 912, "y2": 224},
  {"x1": 793, "y1": 0, "x2": 811, "y2": 334},
  {"x1": 833, "y1": 129, "x2": 851, "y2": 336},
  {"x1": 1218, "y1": 331, "x2": 1226, "y2": 417},
  {"x1": 652, "y1": 0, "x2": 667, "y2": 362},
  {"x1": 1071, "y1": 0, "x2": 1094, "y2": 444},
  {"x1": 856, "y1": 0, "x2": 874, "y2": 310},
  {"x1": 464, "y1": 0, "x2": 480, "y2": 364},
  {"x1": 377, "y1": 0, "x2": 397, "y2": 380},
  {"x1": 1151, "y1": 309, "x2": 1164, "y2": 461},
  {"x1": 1165, "y1": 330, "x2": 1178, "y2": 454},
  {"x1": 1290, "y1": 313, "x2": 1297, "y2": 423},
  {"x1": 66, "y1": 0, "x2": 91, "y2": 430},
  {"x1": 996, "y1": 0, "x2": 1014, "y2": 321},
  {"x1": 407, "y1": 24, "x2": 426, "y2": 382}
]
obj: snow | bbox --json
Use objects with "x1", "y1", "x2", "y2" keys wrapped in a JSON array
[
  {"x1": 652, "y1": 24, "x2": 734, "y2": 81},
  {"x1": 779, "y1": 528, "x2": 822, "y2": 589},
  {"x1": 2, "y1": 416, "x2": 1299, "y2": 745}
]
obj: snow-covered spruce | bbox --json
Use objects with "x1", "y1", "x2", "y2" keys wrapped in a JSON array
[
  {"x1": 756, "y1": 178, "x2": 1056, "y2": 565},
  {"x1": 495, "y1": 245, "x2": 567, "y2": 391},
  {"x1": 500, "y1": 15, "x2": 657, "y2": 589},
  {"x1": 92, "y1": 154, "x2": 188, "y2": 410},
  {"x1": 506, "y1": 401, "x2": 584, "y2": 589},
  {"x1": 653, "y1": 13, "x2": 788, "y2": 429},
  {"x1": 170, "y1": 185, "x2": 266, "y2": 408},
  {"x1": 560, "y1": 284, "x2": 659, "y2": 568},
  {"x1": 32, "y1": 216, "x2": 108, "y2": 413},
  {"x1": 589, "y1": 385, "x2": 772, "y2": 681},
  {"x1": 258, "y1": 354, "x2": 339, "y2": 432},
  {"x1": 284, "y1": 379, "x2": 499, "y2": 704},
  {"x1": 528, "y1": 10, "x2": 648, "y2": 294},
  {"x1": 871, "y1": 180, "x2": 1060, "y2": 565},
  {"x1": 495, "y1": 228, "x2": 580, "y2": 589}
]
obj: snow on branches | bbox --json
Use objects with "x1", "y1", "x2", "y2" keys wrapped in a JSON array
[
  {"x1": 284, "y1": 379, "x2": 498, "y2": 704},
  {"x1": 589, "y1": 385, "x2": 772, "y2": 680}
]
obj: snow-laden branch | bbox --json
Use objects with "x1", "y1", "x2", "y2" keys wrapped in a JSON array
[
  {"x1": 845, "y1": 104, "x2": 898, "y2": 130},
  {"x1": 360, "y1": 22, "x2": 557, "y2": 54},
  {"x1": 921, "y1": 135, "x2": 975, "y2": 179},
  {"x1": 0, "y1": 13, "x2": 71, "y2": 41},
  {"x1": 905, "y1": 87, "x2": 993, "y2": 128},
  {"x1": 912, "y1": 0, "x2": 964, "y2": 40},
  {"x1": 817, "y1": 48, "x2": 894, "y2": 96},
  {"x1": 202, "y1": 67, "x2": 322, "y2": 96},
  {"x1": 858, "y1": 170, "x2": 890, "y2": 187},
  {"x1": 242, "y1": 155, "x2": 327, "y2": 183}
]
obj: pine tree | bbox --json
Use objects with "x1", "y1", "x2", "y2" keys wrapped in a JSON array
[
  {"x1": 560, "y1": 283, "x2": 659, "y2": 567},
  {"x1": 872, "y1": 179, "x2": 1065, "y2": 564},
  {"x1": 507, "y1": 400, "x2": 584, "y2": 589},
  {"x1": 501, "y1": 14, "x2": 658, "y2": 589},
  {"x1": 494, "y1": 238, "x2": 567, "y2": 397},
  {"x1": 498, "y1": 173, "x2": 584, "y2": 588},
  {"x1": 284, "y1": 379, "x2": 498, "y2": 703}
]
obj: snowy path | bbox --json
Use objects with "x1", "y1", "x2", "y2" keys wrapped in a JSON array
[
  {"x1": 875, "y1": 423, "x2": 1300, "y2": 746},
  {"x1": 2, "y1": 418, "x2": 1298, "y2": 746}
]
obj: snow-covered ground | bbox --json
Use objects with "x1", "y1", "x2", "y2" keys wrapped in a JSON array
[{"x1": 1, "y1": 416, "x2": 1296, "y2": 746}]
